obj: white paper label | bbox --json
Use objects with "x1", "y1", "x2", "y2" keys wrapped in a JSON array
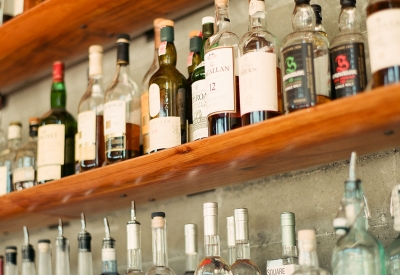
[
  {"x1": 149, "y1": 84, "x2": 161, "y2": 118},
  {"x1": 0, "y1": 166, "x2": 7, "y2": 196},
  {"x1": 13, "y1": 167, "x2": 35, "y2": 184},
  {"x1": 266, "y1": 264, "x2": 297, "y2": 275},
  {"x1": 367, "y1": 10, "x2": 400, "y2": 73},
  {"x1": 192, "y1": 79, "x2": 208, "y2": 140},
  {"x1": 104, "y1": 100, "x2": 126, "y2": 136},
  {"x1": 149, "y1": 117, "x2": 181, "y2": 151},
  {"x1": 78, "y1": 110, "x2": 96, "y2": 160},
  {"x1": 37, "y1": 124, "x2": 65, "y2": 167},
  {"x1": 8, "y1": 124, "x2": 21, "y2": 140},
  {"x1": 239, "y1": 52, "x2": 278, "y2": 115},
  {"x1": 392, "y1": 185, "x2": 400, "y2": 231},
  {"x1": 38, "y1": 165, "x2": 61, "y2": 182},
  {"x1": 159, "y1": 41, "x2": 167, "y2": 56},
  {"x1": 75, "y1": 133, "x2": 80, "y2": 162},
  {"x1": 205, "y1": 47, "x2": 236, "y2": 115},
  {"x1": 314, "y1": 55, "x2": 330, "y2": 97}
]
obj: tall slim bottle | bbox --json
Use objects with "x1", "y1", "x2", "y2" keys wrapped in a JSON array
[
  {"x1": 78, "y1": 45, "x2": 105, "y2": 171},
  {"x1": 37, "y1": 240, "x2": 52, "y2": 275},
  {"x1": 148, "y1": 20, "x2": 187, "y2": 152},
  {"x1": 4, "y1": 246, "x2": 17, "y2": 275},
  {"x1": 125, "y1": 202, "x2": 144, "y2": 275},
  {"x1": 226, "y1": 216, "x2": 236, "y2": 266},
  {"x1": 191, "y1": 16, "x2": 214, "y2": 141},
  {"x1": 205, "y1": 0, "x2": 241, "y2": 135},
  {"x1": 22, "y1": 226, "x2": 36, "y2": 275},
  {"x1": 55, "y1": 219, "x2": 70, "y2": 275},
  {"x1": 78, "y1": 213, "x2": 93, "y2": 275},
  {"x1": 238, "y1": 0, "x2": 281, "y2": 126},
  {"x1": 104, "y1": 34, "x2": 141, "y2": 164},
  {"x1": 101, "y1": 218, "x2": 119, "y2": 275},
  {"x1": 183, "y1": 224, "x2": 197, "y2": 275},
  {"x1": 145, "y1": 212, "x2": 176, "y2": 275},
  {"x1": 387, "y1": 184, "x2": 400, "y2": 275},
  {"x1": 366, "y1": 0, "x2": 400, "y2": 88},
  {"x1": 195, "y1": 203, "x2": 230, "y2": 275},
  {"x1": 37, "y1": 61, "x2": 77, "y2": 183},
  {"x1": 330, "y1": 0, "x2": 368, "y2": 99}
]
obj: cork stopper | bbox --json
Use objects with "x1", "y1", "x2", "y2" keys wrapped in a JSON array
[
  {"x1": 89, "y1": 45, "x2": 103, "y2": 76},
  {"x1": 151, "y1": 212, "x2": 166, "y2": 228},
  {"x1": 298, "y1": 229, "x2": 315, "y2": 240},
  {"x1": 216, "y1": 0, "x2": 228, "y2": 7},
  {"x1": 189, "y1": 30, "x2": 201, "y2": 38},
  {"x1": 154, "y1": 18, "x2": 167, "y2": 49},
  {"x1": 29, "y1": 117, "x2": 40, "y2": 125}
]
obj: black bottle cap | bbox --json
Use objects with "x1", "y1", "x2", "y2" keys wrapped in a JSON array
[
  {"x1": 151, "y1": 212, "x2": 165, "y2": 218},
  {"x1": 78, "y1": 232, "x2": 92, "y2": 252},
  {"x1": 294, "y1": 0, "x2": 310, "y2": 4},
  {"x1": 311, "y1": 4, "x2": 323, "y2": 24},
  {"x1": 116, "y1": 33, "x2": 130, "y2": 65},
  {"x1": 38, "y1": 239, "x2": 51, "y2": 244},
  {"x1": 190, "y1": 36, "x2": 202, "y2": 53},
  {"x1": 22, "y1": 244, "x2": 35, "y2": 261},
  {"x1": 341, "y1": 0, "x2": 356, "y2": 7},
  {"x1": 160, "y1": 26, "x2": 174, "y2": 43},
  {"x1": 5, "y1": 246, "x2": 17, "y2": 264}
]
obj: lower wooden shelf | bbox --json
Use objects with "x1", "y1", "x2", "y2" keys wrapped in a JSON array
[{"x1": 1, "y1": 84, "x2": 400, "y2": 233}]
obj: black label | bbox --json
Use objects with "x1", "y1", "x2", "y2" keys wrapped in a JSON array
[
  {"x1": 330, "y1": 43, "x2": 367, "y2": 98},
  {"x1": 282, "y1": 43, "x2": 316, "y2": 108},
  {"x1": 106, "y1": 136, "x2": 125, "y2": 152}
]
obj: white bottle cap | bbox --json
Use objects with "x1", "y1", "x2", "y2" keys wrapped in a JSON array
[
  {"x1": 89, "y1": 45, "x2": 103, "y2": 77},
  {"x1": 202, "y1": 16, "x2": 214, "y2": 25}
]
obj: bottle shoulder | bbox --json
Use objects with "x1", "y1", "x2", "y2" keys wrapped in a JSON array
[
  {"x1": 145, "y1": 266, "x2": 176, "y2": 275},
  {"x1": 196, "y1": 256, "x2": 231, "y2": 275},
  {"x1": 231, "y1": 259, "x2": 262, "y2": 275},
  {"x1": 292, "y1": 266, "x2": 329, "y2": 275},
  {"x1": 334, "y1": 226, "x2": 385, "y2": 253},
  {"x1": 149, "y1": 66, "x2": 187, "y2": 88},
  {"x1": 330, "y1": 32, "x2": 368, "y2": 49},
  {"x1": 125, "y1": 270, "x2": 145, "y2": 275},
  {"x1": 206, "y1": 32, "x2": 239, "y2": 52},
  {"x1": 281, "y1": 31, "x2": 329, "y2": 51}
]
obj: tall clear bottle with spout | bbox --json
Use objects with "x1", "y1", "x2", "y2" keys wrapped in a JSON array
[
  {"x1": 125, "y1": 202, "x2": 144, "y2": 275},
  {"x1": 101, "y1": 218, "x2": 119, "y2": 275},
  {"x1": 55, "y1": 219, "x2": 70, "y2": 275},
  {"x1": 387, "y1": 184, "x2": 400, "y2": 275},
  {"x1": 21, "y1": 226, "x2": 36, "y2": 275},
  {"x1": 78, "y1": 213, "x2": 93, "y2": 275},
  {"x1": 37, "y1": 239, "x2": 52, "y2": 275}
]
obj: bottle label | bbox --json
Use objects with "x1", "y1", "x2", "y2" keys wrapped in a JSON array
[
  {"x1": 0, "y1": 166, "x2": 7, "y2": 196},
  {"x1": 314, "y1": 55, "x2": 330, "y2": 97},
  {"x1": 239, "y1": 51, "x2": 278, "y2": 115},
  {"x1": 282, "y1": 43, "x2": 316, "y2": 108},
  {"x1": 78, "y1": 110, "x2": 96, "y2": 160},
  {"x1": 149, "y1": 84, "x2": 161, "y2": 118},
  {"x1": 8, "y1": 124, "x2": 21, "y2": 140},
  {"x1": 367, "y1": 10, "x2": 400, "y2": 73},
  {"x1": 159, "y1": 41, "x2": 167, "y2": 56},
  {"x1": 12, "y1": 167, "x2": 35, "y2": 184},
  {"x1": 266, "y1": 264, "x2": 297, "y2": 275},
  {"x1": 177, "y1": 88, "x2": 186, "y2": 130},
  {"x1": 104, "y1": 100, "x2": 126, "y2": 153},
  {"x1": 330, "y1": 43, "x2": 367, "y2": 97},
  {"x1": 192, "y1": 79, "x2": 208, "y2": 140},
  {"x1": 187, "y1": 52, "x2": 194, "y2": 67},
  {"x1": 75, "y1": 133, "x2": 80, "y2": 162},
  {"x1": 205, "y1": 47, "x2": 236, "y2": 115},
  {"x1": 141, "y1": 92, "x2": 150, "y2": 154},
  {"x1": 149, "y1": 117, "x2": 181, "y2": 151}
]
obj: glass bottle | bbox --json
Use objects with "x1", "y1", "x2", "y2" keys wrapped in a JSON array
[
  {"x1": 0, "y1": 96, "x2": 7, "y2": 152},
  {"x1": 281, "y1": 0, "x2": 331, "y2": 113},
  {"x1": 4, "y1": 246, "x2": 17, "y2": 275},
  {"x1": 101, "y1": 218, "x2": 119, "y2": 275},
  {"x1": 226, "y1": 216, "x2": 236, "y2": 266},
  {"x1": 145, "y1": 212, "x2": 176, "y2": 275},
  {"x1": 388, "y1": 184, "x2": 400, "y2": 275},
  {"x1": 191, "y1": 16, "x2": 214, "y2": 141},
  {"x1": 266, "y1": 212, "x2": 298, "y2": 274},
  {"x1": 78, "y1": 45, "x2": 105, "y2": 171},
  {"x1": 13, "y1": 117, "x2": 39, "y2": 190},
  {"x1": 331, "y1": 152, "x2": 386, "y2": 275},
  {"x1": 104, "y1": 34, "x2": 141, "y2": 164},
  {"x1": 231, "y1": 209, "x2": 262, "y2": 275},
  {"x1": 311, "y1": 4, "x2": 327, "y2": 37},
  {"x1": 366, "y1": 0, "x2": 400, "y2": 88},
  {"x1": 22, "y1": 226, "x2": 36, "y2": 275},
  {"x1": 238, "y1": 0, "x2": 281, "y2": 126},
  {"x1": 141, "y1": 18, "x2": 165, "y2": 155},
  {"x1": 195, "y1": 202, "x2": 231, "y2": 275},
  {"x1": 37, "y1": 61, "x2": 77, "y2": 183},
  {"x1": 37, "y1": 239, "x2": 52, "y2": 275},
  {"x1": 78, "y1": 213, "x2": 93, "y2": 275},
  {"x1": 0, "y1": 255, "x2": 3, "y2": 275},
  {"x1": 0, "y1": 121, "x2": 22, "y2": 195},
  {"x1": 125, "y1": 201, "x2": 144, "y2": 275},
  {"x1": 148, "y1": 20, "x2": 187, "y2": 152},
  {"x1": 183, "y1": 224, "x2": 197, "y2": 275},
  {"x1": 330, "y1": 0, "x2": 368, "y2": 99},
  {"x1": 205, "y1": 0, "x2": 242, "y2": 136},
  {"x1": 55, "y1": 219, "x2": 70, "y2": 275}
]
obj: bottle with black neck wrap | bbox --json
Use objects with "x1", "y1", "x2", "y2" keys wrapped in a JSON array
[
  {"x1": 55, "y1": 219, "x2": 70, "y2": 275},
  {"x1": 101, "y1": 218, "x2": 119, "y2": 275},
  {"x1": 78, "y1": 213, "x2": 93, "y2": 275}
]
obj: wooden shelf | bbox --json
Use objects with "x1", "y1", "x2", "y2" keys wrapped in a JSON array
[
  {"x1": 0, "y1": 0, "x2": 213, "y2": 94},
  {"x1": 1, "y1": 84, "x2": 400, "y2": 233}
]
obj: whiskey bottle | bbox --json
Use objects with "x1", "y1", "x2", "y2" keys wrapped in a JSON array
[
  {"x1": 141, "y1": 18, "x2": 166, "y2": 155},
  {"x1": 125, "y1": 202, "x2": 144, "y2": 275},
  {"x1": 231, "y1": 209, "x2": 262, "y2": 275},
  {"x1": 13, "y1": 117, "x2": 39, "y2": 190},
  {"x1": 21, "y1": 226, "x2": 36, "y2": 275},
  {"x1": 281, "y1": 0, "x2": 331, "y2": 113},
  {"x1": 55, "y1": 219, "x2": 70, "y2": 275},
  {"x1": 205, "y1": 0, "x2": 241, "y2": 135},
  {"x1": 4, "y1": 246, "x2": 17, "y2": 275},
  {"x1": 366, "y1": 0, "x2": 400, "y2": 88},
  {"x1": 37, "y1": 61, "x2": 77, "y2": 183},
  {"x1": 101, "y1": 218, "x2": 119, "y2": 275},
  {"x1": 191, "y1": 16, "x2": 214, "y2": 141},
  {"x1": 195, "y1": 203, "x2": 231, "y2": 275},
  {"x1": 78, "y1": 45, "x2": 105, "y2": 171},
  {"x1": 148, "y1": 20, "x2": 187, "y2": 152},
  {"x1": 183, "y1": 224, "x2": 197, "y2": 275},
  {"x1": 226, "y1": 216, "x2": 236, "y2": 266},
  {"x1": 387, "y1": 185, "x2": 400, "y2": 275},
  {"x1": 104, "y1": 34, "x2": 141, "y2": 164},
  {"x1": 78, "y1": 213, "x2": 93, "y2": 275},
  {"x1": 37, "y1": 239, "x2": 52, "y2": 275},
  {"x1": 311, "y1": 4, "x2": 327, "y2": 37},
  {"x1": 330, "y1": 0, "x2": 368, "y2": 99},
  {"x1": 0, "y1": 121, "x2": 22, "y2": 195},
  {"x1": 238, "y1": 0, "x2": 281, "y2": 125}
]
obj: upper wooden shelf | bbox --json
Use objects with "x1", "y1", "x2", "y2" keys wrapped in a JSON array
[
  {"x1": 1, "y1": 84, "x2": 400, "y2": 233},
  {"x1": 0, "y1": 0, "x2": 213, "y2": 94}
]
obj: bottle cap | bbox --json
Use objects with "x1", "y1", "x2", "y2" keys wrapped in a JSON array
[
  {"x1": 281, "y1": 212, "x2": 295, "y2": 226},
  {"x1": 117, "y1": 33, "x2": 130, "y2": 43},
  {"x1": 311, "y1": 4, "x2": 322, "y2": 24},
  {"x1": 5, "y1": 246, "x2": 17, "y2": 264},
  {"x1": 52, "y1": 61, "x2": 64, "y2": 82},
  {"x1": 234, "y1": 208, "x2": 249, "y2": 241},
  {"x1": 154, "y1": 18, "x2": 166, "y2": 27},
  {"x1": 29, "y1": 117, "x2": 40, "y2": 125},
  {"x1": 298, "y1": 229, "x2": 315, "y2": 240},
  {"x1": 184, "y1": 224, "x2": 197, "y2": 254},
  {"x1": 89, "y1": 45, "x2": 103, "y2": 76},
  {"x1": 294, "y1": 0, "x2": 310, "y2": 4},
  {"x1": 215, "y1": 0, "x2": 228, "y2": 7},
  {"x1": 202, "y1": 16, "x2": 214, "y2": 25},
  {"x1": 154, "y1": 18, "x2": 166, "y2": 49},
  {"x1": 8, "y1": 122, "x2": 22, "y2": 140},
  {"x1": 78, "y1": 232, "x2": 92, "y2": 252},
  {"x1": 333, "y1": 217, "x2": 349, "y2": 236},
  {"x1": 160, "y1": 25, "x2": 174, "y2": 42},
  {"x1": 116, "y1": 34, "x2": 130, "y2": 65},
  {"x1": 281, "y1": 212, "x2": 296, "y2": 247},
  {"x1": 227, "y1": 216, "x2": 235, "y2": 247},
  {"x1": 38, "y1": 240, "x2": 51, "y2": 252},
  {"x1": 340, "y1": 0, "x2": 356, "y2": 7},
  {"x1": 89, "y1": 45, "x2": 103, "y2": 54},
  {"x1": 190, "y1": 36, "x2": 202, "y2": 52},
  {"x1": 160, "y1": 19, "x2": 174, "y2": 28},
  {"x1": 151, "y1": 212, "x2": 166, "y2": 228},
  {"x1": 203, "y1": 202, "x2": 218, "y2": 236}
]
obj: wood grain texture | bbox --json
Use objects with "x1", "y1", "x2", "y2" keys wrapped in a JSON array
[{"x1": 1, "y1": 84, "x2": 400, "y2": 233}]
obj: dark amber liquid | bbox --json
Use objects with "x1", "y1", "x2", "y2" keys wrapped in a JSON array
[
  {"x1": 106, "y1": 123, "x2": 140, "y2": 165},
  {"x1": 367, "y1": 0, "x2": 400, "y2": 88},
  {"x1": 80, "y1": 115, "x2": 105, "y2": 171}
]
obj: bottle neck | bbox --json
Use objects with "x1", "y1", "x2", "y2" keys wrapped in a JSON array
[
  {"x1": 228, "y1": 246, "x2": 236, "y2": 265},
  {"x1": 215, "y1": 5, "x2": 231, "y2": 33},
  {"x1": 248, "y1": 9, "x2": 268, "y2": 31},
  {"x1": 281, "y1": 224, "x2": 298, "y2": 258},
  {"x1": 235, "y1": 240, "x2": 251, "y2": 260},
  {"x1": 298, "y1": 239, "x2": 319, "y2": 267},
  {"x1": 292, "y1": 3, "x2": 315, "y2": 31},
  {"x1": 7, "y1": 138, "x2": 21, "y2": 150},
  {"x1": 204, "y1": 235, "x2": 221, "y2": 257},
  {"x1": 344, "y1": 180, "x2": 368, "y2": 230},
  {"x1": 152, "y1": 226, "x2": 168, "y2": 266},
  {"x1": 51, "y1": 81, "x2": 67, "y2": 109},
  {"x1": 159, "y1": 42, "x2": 177, "y2": 66},
  {"x1": 55, "y1": 238, "x2": 70, "y2": 275},
  {"x1": 185, "y1": 253, "x2": 197, "y2": 272},
  {"x1": 89, "y1": 74, "x2": 104, "y2": 96},
  {"x1": 38, "y1": 249, "x2": 52, "y2": 275},
  {"x1": 101, "y1": 248, "x2": 118, "y2": 273},
  {"x1": 127, "y1": 246, "x2": 142, "y2": 271},
  {"x1": 339, "y1": 6, "x2": 361, "y2": 33},
  {"x1": 201, "y1": 23, "x2": 214, "y2": 60}
]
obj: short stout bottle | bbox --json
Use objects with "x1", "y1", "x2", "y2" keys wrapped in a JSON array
[
  {"x1": 148, "y1": 20, "x2": 187, "y2": 152},
  {"x1": 205, "y1": 0, "x2": 241, "y2": 135},
  {"x1": 78, "y1": 45, "x2": 105, "y2": 171},
  {"x1": 183, "y1": 224, "x2": 197, "y2": 275},
  {"x1": 238, "y1": 0, "x2": 281, "y2": 125},
  {"x1": 4, "y1": 246, "x2": 17, "y2": 275},
  {"x1": 37, "y1": 240, "x2": 52, "y2": 275},
  {"x1": 104, "y1": 34, "x2": 141, "y2": 164},
  {"x1": 37, "y1": 61, "x2": 76, "y2": 183},
  {"x1": 366, "y1": 0, "x2": 400, "y2": 88},
  {"x1": 226, "y1": 216, "x2": 236, "y2": 266},
  {"x1": 330, "y1": 0, "x2": 368, "y2": 99}
]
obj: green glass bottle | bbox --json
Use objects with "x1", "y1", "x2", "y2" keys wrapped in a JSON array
[
  {"x1": 37, "y1": 61, "x2": 77, "y2": 183},
  {"x1": 148, "y1": 20, "x2": 187, "y2": 153}
]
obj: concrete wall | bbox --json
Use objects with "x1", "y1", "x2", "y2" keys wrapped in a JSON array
[{"x1": 1, "y1": 0, "x2": 394, "y2": 274}]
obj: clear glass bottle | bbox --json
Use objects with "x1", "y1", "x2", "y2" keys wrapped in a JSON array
[
  {"x1": 266, "y1": 212, "x2": 298, "y2": 274},
  {"x1": 78, "y1": 45, "x2": 105, "y2": 171},
  {"x1": 331, "y1": 152, "x2": 386, "y2": 275},
  {"x1": 78, "y1": 213, "x2": 93, "y2": 275},
  {"x1": 0, "y1": 121, "x2": 22, "y2": 195},
  {"x1": 55, "y1": 219, "x2": 70, "y2": 275},
  {"x1": 148, "y1": 20, "x2": 187, "y2": 152},
  {"x1": 145, "y1": 212, "x2": 176, "y2": 275},
  {"x1": 125, "y1": 202, "x2": 144, "y2": 275},
  {"x1": 104, "y1": 34, "x2": 141, "y2": 164},
  {"x1": 311, "y1": 4, "x2": 327, "y2": 37},
  {"x1": 22, "y1": 226, "x2": 36, "y2": 275},
  {"x1": 191, "y1": 16, "x2": 214, "y2": 141},
  {"x1": 387, "y1": 184, "x2": 400, "y2": 275},
  {"x1": 141, "y1": 18, "x2": 165, "y2": 155},
  {"x1": 4, "y1": 246, "x2": 17, "y2": 275},
  {"x1": 238, "y1": 0, "x2": 281, "y2": 126},
  {"x1": 226, "y1": 216, "x2": 236, "y2": 266},
  {"x1": 37, "y1": 239, "x2": 52, "y2": 275},
  {"x1": 195, "y1": 202, "x2": 231, "y2": 275},
  {"x1": 205, "y1": 0, "x2": 242, "y2": 136},
  {"x1": 281, "y1": 0, "x2": 331, "y2": 113},
  {"x1": 101, "y1": 218, "x2": 119, "y2": 275},
  {"x1": 37, "y1": 61, "x2": 77, "y2": 183},
  {"x1": 366, "y1": 0, "x2": 400, "y2": 88},
  {"x1": 330, "y1": 0, "x2": 368, "y2": 99},
  {"x1": 13, "y1": 117, "x2": 39, "y2": 190},
  {"x1": 0, "y1": 96, "x2": 7, "y2": 152},
  {"x1": 183, "y1": 224, "x2": 197, "y2": 275}
]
